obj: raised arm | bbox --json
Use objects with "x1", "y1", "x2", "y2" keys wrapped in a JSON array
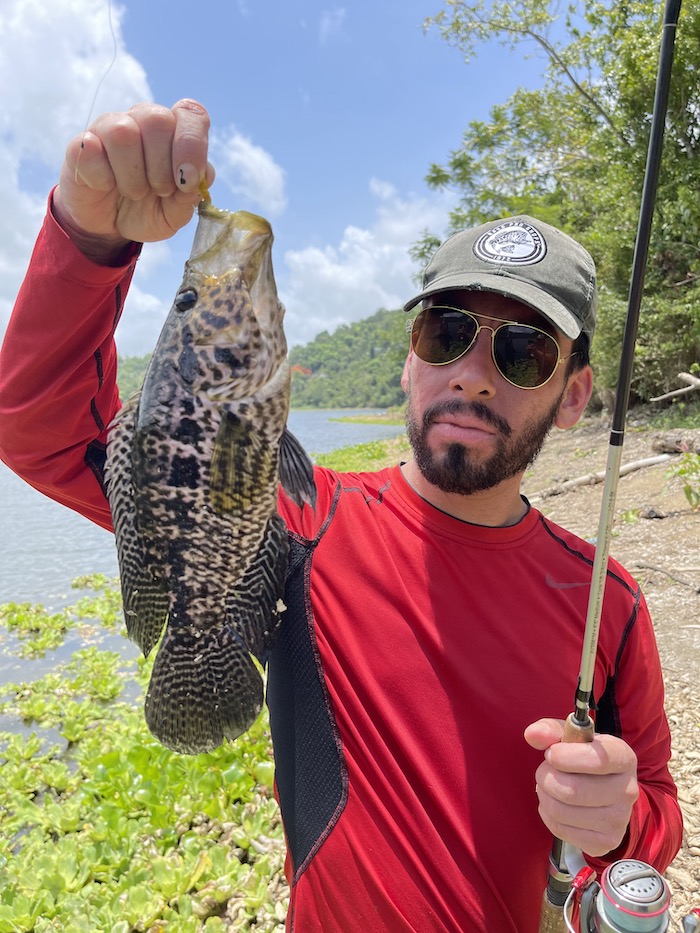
[{"x1": 0, "y1": 100, "x2": 214, "y2": 530}]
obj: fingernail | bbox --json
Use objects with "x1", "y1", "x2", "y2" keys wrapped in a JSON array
[{"x1": 177, "y1": 163, "x2": 199, "y2": 190}]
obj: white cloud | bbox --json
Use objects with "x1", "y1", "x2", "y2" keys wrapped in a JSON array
[
  {"x1": 210, "y1": 128, "x2": 287, "y2": 217},
  {"x1": 133, "y1": 240, "x2": 173, "y2": 279},
  {"x1": 0, "y1": 150, "x2": 45, "y2": 294},
  {"x1": 114, "y1": 282, "x2": 169, "y2": 357},
  {"x1": 0, "y1": 0, "x2": 150, "y2": 164},
  {"x1": 319, "y1": 8, "x2": 346, "y2": 45},
  {"x1": 280, "y1": 179, "x2": 454, "y2": 347},
  {"x1": 0, "y1": 0, "x2": 152, "y2": 342}
]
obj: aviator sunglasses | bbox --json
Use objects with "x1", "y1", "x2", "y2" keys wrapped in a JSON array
[{"x1": 410, "y1": 305, "x2": 576, "y2": 390}]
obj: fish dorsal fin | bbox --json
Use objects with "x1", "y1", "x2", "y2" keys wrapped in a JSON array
[
  {"x1": 279, "y1": 427, "x2": 317, "y2": 510},
  {"x1": 210, "y1": 411, "x2": 275, "y2": 515}
]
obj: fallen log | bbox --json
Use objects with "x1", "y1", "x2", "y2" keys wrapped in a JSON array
[
  {"x1": 650, "y1": 371, "x2": 700, "y2": 403},
  {"x1": 531, "y1": 453, "x2": 673, "y2": 502},
  {"x1": 651, "y1": 432, "x2": 700, "y2": 454}
]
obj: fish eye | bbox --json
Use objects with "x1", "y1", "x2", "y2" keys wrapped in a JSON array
[{"x1": 175, "y1": 288, "x2": 198, "y2": 312}]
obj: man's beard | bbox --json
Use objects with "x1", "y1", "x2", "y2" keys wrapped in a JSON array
[{"x1": 405, "y1": 393, "x2": 564, "y2": 496}]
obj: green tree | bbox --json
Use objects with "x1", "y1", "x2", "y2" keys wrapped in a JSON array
[
  {"x1": 416, "y1": 0, "x2": 700, "y2": 400},
  {"x1": 117, "y1": 353, "x2": 151, "y2": 402},
  {"x1": 289, "y1": 308, "x2": 409, "y2": 409}
]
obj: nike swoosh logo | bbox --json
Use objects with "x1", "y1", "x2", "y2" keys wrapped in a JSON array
[{"x1": 545, "y1": 573, "x2": 591, "y2": 590}]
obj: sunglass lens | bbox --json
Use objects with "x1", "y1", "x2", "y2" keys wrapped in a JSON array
[
  {"x1": 494, "y1": 325, "x2": 559, "y2": 388},
  {"x1": 411, "y1": 308, "x2": 477, "y2": 364}
]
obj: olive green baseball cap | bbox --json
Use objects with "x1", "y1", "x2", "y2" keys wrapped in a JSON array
[{"x1": 403, "y1": 216, "x2": 597, "y2": 341}]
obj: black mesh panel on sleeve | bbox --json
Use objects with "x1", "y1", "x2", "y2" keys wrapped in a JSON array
[{"x1": 266, "y1": 534, "x2": 347, "y2": 882}]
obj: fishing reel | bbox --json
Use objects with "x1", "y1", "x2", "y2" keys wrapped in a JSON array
[{"x1": 563, "y1": 849, "x2": 700, "y2": 933}]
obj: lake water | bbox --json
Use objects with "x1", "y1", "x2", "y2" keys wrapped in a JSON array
[{"x1": 0, "y1": 409, "x2": 405, "y2": 609}]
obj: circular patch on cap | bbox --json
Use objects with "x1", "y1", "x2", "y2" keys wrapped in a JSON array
[{"x1": 473, "y1": 220, "x2": 546, "y2": 266}]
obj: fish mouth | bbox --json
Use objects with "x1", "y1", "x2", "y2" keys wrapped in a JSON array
[{"x1": 187, "y1": 207, "x2": 273, "y2": 283}]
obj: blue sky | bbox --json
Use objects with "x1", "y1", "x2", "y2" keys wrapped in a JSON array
[{"x1": 0, "y1": 0, "x2": 551, "y2": 355}]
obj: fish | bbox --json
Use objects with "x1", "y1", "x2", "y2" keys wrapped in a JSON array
[{"x1": 105, "y1": 196, "x2": 316, "y2": 755}]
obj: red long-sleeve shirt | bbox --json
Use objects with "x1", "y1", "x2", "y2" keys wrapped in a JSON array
[{"x1": 0, "y1": 198, "x2": 683, "y2": 932}]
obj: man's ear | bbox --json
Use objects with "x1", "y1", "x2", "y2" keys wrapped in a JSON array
[{"x1": 555, "y1": 365, "x2": 593, "y2": 429}]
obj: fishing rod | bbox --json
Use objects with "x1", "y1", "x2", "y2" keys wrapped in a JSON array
[{"x1": 538, "y1": 1, "x2": 683, "y2": 930}]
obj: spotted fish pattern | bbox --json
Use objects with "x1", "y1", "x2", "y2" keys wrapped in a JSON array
[{"x1": 105, "y1": 202, "x2": 316, "y2": 754}]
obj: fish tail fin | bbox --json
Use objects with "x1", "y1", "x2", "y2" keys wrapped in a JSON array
[
  {"x1": 279, "y1": 427, "x2": 317, "y2": 510},
  {"x1": 144, "y1": 624, "x2": 263, "y2": 754}
]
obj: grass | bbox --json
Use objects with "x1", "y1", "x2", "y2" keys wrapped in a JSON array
[
  {"x1": 314, "y1": 434, "x2": 411, "y2": 473},
  {"x1": 329, "y1": 406, "x2": 406, "y2": 427},
  {"x1": 314, "y1": 398, "x2": 700, "y2": 475},
  {"x1": 627, "y1": 397, "x2": 700, "y2": 430}
]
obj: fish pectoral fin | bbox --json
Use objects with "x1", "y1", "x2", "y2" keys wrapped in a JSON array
[
  {"x1": 279, "y1": 428, "x2": 317, "y2": 510},
  {"x1": 226, "y1": 513, "x2": 289, "y2": 662},
  {"x1": 210, "y1": 410, "x2": 277, "y2": 515},
  {"x1": 121, "y1": 571, "x2": 169, "y2": 657}
]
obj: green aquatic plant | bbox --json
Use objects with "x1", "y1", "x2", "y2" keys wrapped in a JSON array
[
  {"x1": 0, "y1": 580, "x2": 286, "y2": 932},
  {"x1": 0, "y1": 603, "x2": 74, "y2": 658},
  {"x1": 0, "y1": 434, "x2": 430, "y2": 930}
]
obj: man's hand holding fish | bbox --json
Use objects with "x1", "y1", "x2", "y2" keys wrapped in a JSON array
[{"x1": 54, "y1": 99, "x2": 214, "y2": 263}]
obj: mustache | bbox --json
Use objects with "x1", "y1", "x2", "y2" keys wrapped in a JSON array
[{"x1": 421, "y1": 399, "x2": 512, "y2": 438}]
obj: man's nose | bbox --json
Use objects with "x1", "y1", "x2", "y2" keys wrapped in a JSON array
[
  {"x1": 447, "y1": 327, "x2": 497, "y2": 398},
  {"x1": 449, "y1": 327, "x2": 498, "y2": 399}
]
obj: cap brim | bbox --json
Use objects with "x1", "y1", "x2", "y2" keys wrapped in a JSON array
[{"x1": 403, "y1": 272, "x2": 581, "y2": 340}]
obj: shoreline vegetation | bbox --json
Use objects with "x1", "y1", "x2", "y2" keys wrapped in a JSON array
[
  {"x1": 1, "y1": 405, "x2": 698, "y2": 930},
  {"x1": 329, "y1": 409, "x2": 404, "y2": 426},
  {"x1": 0, "y1": 576, "x2": 289, "y2": 933}
]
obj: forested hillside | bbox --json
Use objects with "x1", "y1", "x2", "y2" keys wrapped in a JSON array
[
  {"x1": 117, "y1": 354, "x2": 152, "y2": 402},
  {"x1": 289, "y1": 308, "x2": 408, "y2": 409},
  {"x1": 115, "y1": 308, "x2": 410, "y2": 408}
]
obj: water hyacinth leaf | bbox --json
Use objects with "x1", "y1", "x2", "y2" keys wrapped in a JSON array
[
  {"x1": 38, "y1": 759, "x2": 73, "y2": 792},
  {"x1": 118, "y1": 882, "x2": 165, "y2": 927},
  {"x1": 253, "y1": 759, "x2": 275, "y2": 788},
  {"x1": 150, "y1": 855, "x2": 190, "y2": 900}
]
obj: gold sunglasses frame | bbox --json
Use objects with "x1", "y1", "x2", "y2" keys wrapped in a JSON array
[{"x1": 409, "y1": 306, "x2": 576, "y2": 390}]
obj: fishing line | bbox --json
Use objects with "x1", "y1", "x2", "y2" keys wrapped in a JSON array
[{"x1": 74, "y1": 0, "x2": 118, "y2": 183}]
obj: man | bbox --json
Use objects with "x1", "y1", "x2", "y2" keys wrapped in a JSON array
[{"x1": 0, "y1": 100, "x2": 682, "y2": 932}]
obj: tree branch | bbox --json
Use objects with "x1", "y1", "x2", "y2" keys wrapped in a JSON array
[
  {"x1": 467, "y1": 8, "x2": 631, "y2": 150},
  {"x1": 520, "y1": 28, "x2": 630, "y2": 148},
  {"x1": 530, "y1": 454, "x2": 674, "y2": 502},
  {"x1": 650, "y1": 373, "x2": 700, "y2": 402}
]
